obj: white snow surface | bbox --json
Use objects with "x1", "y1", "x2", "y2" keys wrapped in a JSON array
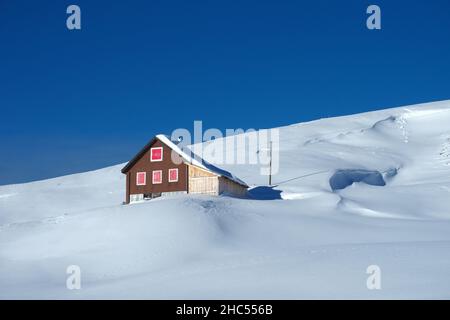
[{"x1": 2, "y1": 100, "x2": 450, "y2": 299}]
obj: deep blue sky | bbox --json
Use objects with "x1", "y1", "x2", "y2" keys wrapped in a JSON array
[{"x1": 1, "y1": 0, "x2": 450, "y2": 184}]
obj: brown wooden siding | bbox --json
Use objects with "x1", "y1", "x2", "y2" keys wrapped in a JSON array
[
  {"x1": 126, "y1": 172, "x2": 130, "y2": 204},
  {"x1": 125, "y1": 140, "x2": 188, "y2": 200}
]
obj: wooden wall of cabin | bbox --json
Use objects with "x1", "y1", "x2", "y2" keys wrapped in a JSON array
[
  {"x1": 188, "y1": 165, "x2": 219, "y2": 195},
  {"x1": 127, "y1": 140, "x2": 188, "y2": 198},
  {"x1": 218, "y1": 176, "x2": 248, "y2": 198}
]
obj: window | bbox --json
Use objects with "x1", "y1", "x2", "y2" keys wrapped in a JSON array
[
  {"x1": 168, "y1": 168, "x2": 178, "y2": 182},
  {"x1": 152, "y1": 170, "x2": 162, "y2": 184},
  {"x1": 136, "y1": 172, "x2": 146, "y2": 186},
  {"x1": 150, "y1": 147, "x2": 163, "y2": 162}
]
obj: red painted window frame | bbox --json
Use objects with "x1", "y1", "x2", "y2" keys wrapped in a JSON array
[
  {"x1": 136, "y1": 172, "x2": 146, "y2": 186},
  {"x1": 152, "y1": 170, "x2": 162, "y2": 184},
  {"x1": 150, "y1": 147, "x2": 163, "y2": 162},
  {"x1": 168, "y1": 168, "x2": 178, "y2": 182}
]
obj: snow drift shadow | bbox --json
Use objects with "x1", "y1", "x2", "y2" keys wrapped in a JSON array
[
  {"x1": 248, "y1": 186, "x2": 282, "y2": 200},
  {"x1": 329, "y1": 169, "x2": 386, "y2": 191}
]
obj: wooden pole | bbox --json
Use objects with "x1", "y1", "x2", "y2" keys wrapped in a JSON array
[{"x1": 269, "y1": 141, "x2": 272, "y2": 186}]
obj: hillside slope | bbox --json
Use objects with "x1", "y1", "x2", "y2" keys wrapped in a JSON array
[{"x1": 1, "y1": 100, "x2": 450, "y2": 299}]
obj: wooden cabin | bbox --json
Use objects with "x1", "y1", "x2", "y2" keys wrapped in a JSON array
[{"x1": 121, "y1": 134, "x2": 248, "y2": 203}]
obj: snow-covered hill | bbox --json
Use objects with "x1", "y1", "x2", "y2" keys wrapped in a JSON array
[{"x1": 2, "y1": 100, "x2": 450, "y2": 299}]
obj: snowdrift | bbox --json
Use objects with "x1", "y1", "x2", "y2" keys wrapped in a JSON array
[{"x1": 1, "y1": 100, "x2": 450, "y2": 299}]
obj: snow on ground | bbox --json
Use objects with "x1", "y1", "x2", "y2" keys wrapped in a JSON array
[{"x1": 1, "y1": 100, "x2": 450, "y2": 299}]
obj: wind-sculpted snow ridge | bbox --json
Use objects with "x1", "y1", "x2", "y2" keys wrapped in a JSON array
[
  {"x1": 329, "y1": 169, "x2": 387, "y2": 191},
  {"x1": 1, "y1": 100, "x2": 450, "y2": 299}
]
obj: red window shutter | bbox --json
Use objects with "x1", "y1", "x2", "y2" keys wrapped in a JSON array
[
  {"x1": 169, "y1": 168, "x2": 178, "y2": 182},
  {"x1": 136, "y1": 172, "x2": 146, "y2": 185},
  {"x1": 152, "y1": 170, "x2": 162, "y2": 184},
  {"x1": 150, "y1": 147, "x2": 163, "y2": 161}
]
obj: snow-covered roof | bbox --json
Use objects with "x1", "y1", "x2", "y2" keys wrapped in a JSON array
[
  {"x1": 121, "y1": 134, "x2": 248, "y2": 188},
  {"x1": 155, "y1": 134, "x2": 205, "y2": 169},
  {"x1": 156, "y1": 134, "x2": 248, "y2": 187}
]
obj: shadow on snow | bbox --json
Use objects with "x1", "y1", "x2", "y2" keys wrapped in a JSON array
[{"x1": 248, "y1": 186, "x2": 283, "y2": 200}]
